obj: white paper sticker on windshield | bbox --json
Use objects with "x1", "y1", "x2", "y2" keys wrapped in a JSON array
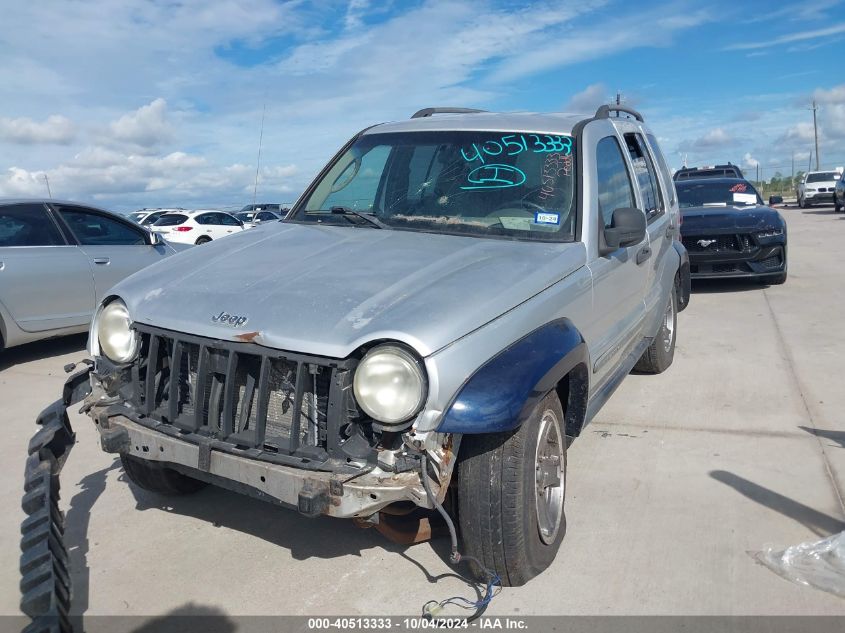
[
  {"x1": 534, "y1": 211, "x2": 560, "y2": 225},
  {"x1": 733, "y1": 192, "x2": 756, "y2": 204}
]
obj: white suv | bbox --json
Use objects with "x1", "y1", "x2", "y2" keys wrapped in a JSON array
[
  {"x1": 798, "y1": 170, "x2": 842, "y2": 208},
  {"x1": 150, "y1": 209, "x2": 245, "y2": 245}
]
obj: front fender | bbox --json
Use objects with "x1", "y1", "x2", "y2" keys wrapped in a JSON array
[{"x1": 437, "y1": 318, "x2": 587, "y2": 434}]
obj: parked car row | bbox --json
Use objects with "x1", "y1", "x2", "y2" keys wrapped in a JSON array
[{"x1": 0, "y1": 200, "x2": 181, "y2": 350}]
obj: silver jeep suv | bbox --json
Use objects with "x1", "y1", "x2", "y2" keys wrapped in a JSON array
[{"x1": 30, "y1": 106, "x2": 690, "y2": 593}]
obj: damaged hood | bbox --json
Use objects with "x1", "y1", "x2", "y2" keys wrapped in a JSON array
[
  {"x1": 680, "y1": 205, "x2": 784, "y2": 233},
  {"x1": 112, "y1": 222, "x2": 586, "y2": 358}
]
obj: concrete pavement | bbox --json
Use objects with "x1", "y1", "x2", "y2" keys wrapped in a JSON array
[{"x1": 1, "y1": 203, "x2": 844, "y2": 619}]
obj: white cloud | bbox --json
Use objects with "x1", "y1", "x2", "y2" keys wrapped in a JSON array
[
  {"x1": 743, "y1": 152, "x2": 759, "y2": 169},
  {"x1": 107, "y1": 98, "x2": 172, "y2": 148},
  {"x1": 725, "y1": 22, "x2": 845, "y2": 51},
  {"x1": 678, "y1": 127, "x2": 737, "y2": 152},
  {"x1": 564, "y1": 84, "x2": 608, "y2": 113},
  {"x1": 0, "y1": 115, "x2": 75, "y2": 144}
]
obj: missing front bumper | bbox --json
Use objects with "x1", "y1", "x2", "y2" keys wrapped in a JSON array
[{"x1": 98, "y1": 415, "x2": 431, "y2": 518}]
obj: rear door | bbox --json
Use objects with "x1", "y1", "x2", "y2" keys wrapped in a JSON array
[
  {"x1": 0, "y1": 202, "x2": 95, "y2": 332},
  {"x1": 585, "y1": 135, "x2": 650, "y2": 390},
  {"x1": 53, "y1": 204, "x2": 166, "y2": 302},
  {"x1": 623, "y1": 132, "x2": 673, "y2": 323}
]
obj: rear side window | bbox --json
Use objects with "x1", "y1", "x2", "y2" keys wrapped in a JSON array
[
  {"x1": 256, "y1": 211, "x2": 277, "y2": 221},
  {"x1": 58, "y1": 206, "x2": 146, "y2": 245},
  {"x1": 646, "y1": 134, "x2": 676, "y2": 205},
  {"x1": 154, "y1": 214, "x2": 188, "y2": 226},
  {"x1": 624, "y1": 133, "x2": 664, "y2": 221},
  {"x1": 596, "y1": 137, "x2": 636, "y2": 229},
  {"x1": 0, "y1": 203, "x2": 65, "y2": 247}
]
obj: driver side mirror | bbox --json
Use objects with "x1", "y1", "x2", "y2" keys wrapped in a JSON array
[
  {"x1": 600, "y1": 207, "x2": 646, "y2": 255},
  {"x1": 148, "y1": 230, "x2": 163, "y2": 245}
]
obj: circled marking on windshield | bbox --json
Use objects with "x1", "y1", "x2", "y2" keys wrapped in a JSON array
[{"x1": 460, "y1": 164, "x2": 527, "y2": 190}]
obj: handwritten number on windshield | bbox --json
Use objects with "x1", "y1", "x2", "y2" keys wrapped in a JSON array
[
  {"x1": 460, "y1": 164, "x2": 527, "y2": 190},
  {"x1": 462, "y1": 135, "x2": 572, "y2": 164}
]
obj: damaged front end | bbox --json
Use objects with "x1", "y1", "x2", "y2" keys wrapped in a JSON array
[{"x1": 85, "y1": 324, "x2": 458, "y2": 518}]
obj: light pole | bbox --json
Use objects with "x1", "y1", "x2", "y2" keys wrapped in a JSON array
[{"x1": 810, "y1": 100, "x2": 820, "y2": 170}]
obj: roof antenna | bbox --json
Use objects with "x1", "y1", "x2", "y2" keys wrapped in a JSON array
[
  {"x1": 43, "y1": 173, "x2": 52, "y2": 198},
  {"x1": 252, "y1": 98, "x2": 267, "y2": 207}
]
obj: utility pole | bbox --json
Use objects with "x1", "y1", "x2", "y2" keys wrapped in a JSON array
[
  {"x1": 616, "y1": 90, "x2": 622, "y2": 106},
  {"x1": 791, "y1": 151, "x2": 795, "y2": 192},
  {"x1": 811, "y1": 100, "x2": 820, "y2": 170},
  {"x1": 43, "y1": 174, "x2": 52, "y2": 198}
]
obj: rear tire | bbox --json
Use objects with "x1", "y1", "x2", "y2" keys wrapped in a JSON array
[
  {"x1": 634, "y1": 286, "x2": 677, "y2": 374},
  {"x1": 120, "y1": 454, "x2": 207, "y2": 495},
  {"x1": 835, "y1": 199, "x2": 842, "y2": 213},
  {"x1": 195, "y1": 236, "x2": 212, "y2": 245},
  {"x1": 457, "y1": 391, "x2": 567, "y2": 586}
]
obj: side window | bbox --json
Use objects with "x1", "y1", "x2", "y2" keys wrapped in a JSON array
[
  {"x1": 194, "y1": 214, "x2": 210, "y2": 225},
  {"x1": 216, "y1": 213, "x2": 240, "y2": 226},
  {"x1": 624, "y1": 133, "x2": 664, "y2": 221},
  {"x1": 57, "y1": 206, "x2": 146, "y2": 246},
  {"x1": 596, "y1": 137, "x2": 636, "y2": 229},
  {"x1": 645, "y1": 133, "x2": 676, "y2": 205},
  {"x1": 0, "y1": 203, "x2": 65, "y2": 247},
  {"x1": 257, "y1": 211, "x2": 276, "y2": 221}
]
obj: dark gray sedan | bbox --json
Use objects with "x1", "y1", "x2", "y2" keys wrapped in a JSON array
[{"x1": 0, "y1": 199, "x2": 181, "y2": 351}]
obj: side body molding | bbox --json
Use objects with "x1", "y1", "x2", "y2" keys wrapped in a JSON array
[{"x1": 437, "y1": 318, "x2": 588, "y2": 434}]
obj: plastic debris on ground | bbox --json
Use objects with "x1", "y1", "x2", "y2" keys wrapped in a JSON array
[{"x1": 752, "y1": 530, "x2": 845, "y2": 598}]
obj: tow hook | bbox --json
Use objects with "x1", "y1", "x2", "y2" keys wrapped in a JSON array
[{"x1": 20, "y1": 367, "x2": 92, "y2": 633}]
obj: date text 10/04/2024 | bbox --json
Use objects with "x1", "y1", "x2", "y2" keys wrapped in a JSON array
[{"x1": 307, "y1": 617, "x2": 529, "y2": 630}]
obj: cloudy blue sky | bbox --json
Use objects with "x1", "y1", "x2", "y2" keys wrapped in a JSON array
[{"x1": 1, "y1": 0, "x2": 843, "y2": 211}]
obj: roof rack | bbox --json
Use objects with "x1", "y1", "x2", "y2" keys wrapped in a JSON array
[
  {"x1": 411, "y1": 107, "x2": 487, "y2": 119},
  {"x1": 594, "y1": 104, "x2": 644, "y2": 122}
]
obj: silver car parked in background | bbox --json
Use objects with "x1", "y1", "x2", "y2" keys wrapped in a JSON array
[{"x1": 0, "y1": 199, "x2": 180, "y2": 351}]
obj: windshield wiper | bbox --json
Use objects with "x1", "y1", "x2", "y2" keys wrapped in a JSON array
[{"x1": 328, "y1": 206, "x2": 388, "y2": 229}]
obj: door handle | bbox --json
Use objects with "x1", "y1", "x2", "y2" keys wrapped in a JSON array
[
  {"x1": 636, "y1": 246, "x2": 652, "y2": 265},
  {"x1": 93, "y1": 257, "x2": 110, "y2": 265}
]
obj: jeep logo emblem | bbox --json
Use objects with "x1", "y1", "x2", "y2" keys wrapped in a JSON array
[{"x1": 212, "y1": 311, "x2": 249, "y2": 327}]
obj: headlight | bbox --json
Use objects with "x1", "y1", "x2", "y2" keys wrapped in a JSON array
[
  {"x1": 353, "y1": 345, "x2": 427, "y2": 425},
  {"x1": 97, "y1": 300, "x2": 138, "y2": 363},
  {"x1": 755, "y1": 228, "x2": 783, "y2": 239}
]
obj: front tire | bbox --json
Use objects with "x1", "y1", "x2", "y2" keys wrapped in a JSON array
[
  {"x1": 634, "y1": 286, "x2": 677, "y2": 374},
  {"x1": 457, "y1": 392, "x2": 567, "y2": 586},
  {"x1": 120, "y1": 454, "x2": 207, "y2": 495}
]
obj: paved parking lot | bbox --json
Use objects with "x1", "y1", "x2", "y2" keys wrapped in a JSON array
[{"x1": 2, "y1": 204, "x2": 844, "y2": 620}]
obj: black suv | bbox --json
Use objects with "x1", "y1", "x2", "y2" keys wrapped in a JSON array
[{"x1": 674, "y1": 164, "x2": 744, "y2": 181}]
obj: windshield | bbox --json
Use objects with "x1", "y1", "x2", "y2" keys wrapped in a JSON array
[
  {"x1": 128, "y1": 212, "x2": 146, "y2": 222},
  {"x1": 676, "y1": 181, "x2": 761, "y2": 207},
  {"x1": 153, "y1": 214, "x2": 188, "y2": 226},
  {"x1": 291, "y1": 131, "x2": 577, "y2": 242},
  {"x1": 807, "y1": 172, "x2": 838, "y2": 183},
  {"x1": 236, "y1": 212, "x2": 255, "y2": 222}
]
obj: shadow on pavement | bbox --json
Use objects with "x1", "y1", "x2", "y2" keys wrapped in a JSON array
[
  {"x1": 691, "y1": 278, "x2": 766, "y2": 294},
  {"x1": 123, "y1": 471, "x2": 448, "y2": 563},
  {"x1": 128, "y1": 604, "x2": 236, "y2": 633},
  {"x1": 0, "y1": 332, "x2": 87, "y2": 373},
  {"x1": 799, "y1": 425, "x2": 845, "y2": 449},
  {"x1": 709, "y1": 470, "x2": 845, "y2": 537},
  {"x1": 801, "y1": 209, "x2": 839, "y2": 215},
  {"x1": 65, "y1": 458, "x2": 122, "y2": 626}
]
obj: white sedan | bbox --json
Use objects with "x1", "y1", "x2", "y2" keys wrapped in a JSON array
[{"x1": 150, "y1": 210, "x2": 245, "y2": 245}]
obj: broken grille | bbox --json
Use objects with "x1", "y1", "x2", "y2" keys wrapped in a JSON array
[{"x1": 128, "y1": 325, "x2": 352, "y2": 465}]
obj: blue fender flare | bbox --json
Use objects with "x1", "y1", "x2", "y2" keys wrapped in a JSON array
[{"x1": 437, "y1": 318, "x2": 588, "y2": 434}]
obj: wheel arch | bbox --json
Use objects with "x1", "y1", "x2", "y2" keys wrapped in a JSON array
[{"x1": 437, "y1": 318, "x2": 589, "y2": 435}]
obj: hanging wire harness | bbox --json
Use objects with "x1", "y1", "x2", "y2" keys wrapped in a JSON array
[{"x1": 418, "y1": 453, "x2": 501, "y2": 622}]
